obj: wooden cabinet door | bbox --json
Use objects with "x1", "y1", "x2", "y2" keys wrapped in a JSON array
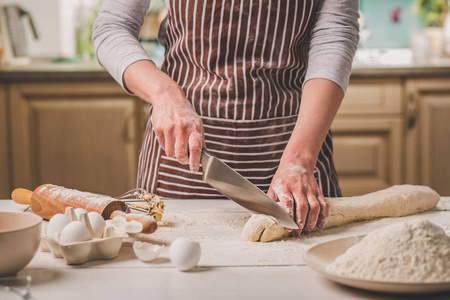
[
  {"x1": 406, "y1": 80, "x2": 450, "y2": 196},
  {"x1": 332, "y1": 80, "x2": 404, "y2": 196},
  {"x1": 0, "y1": 84, "x2": 11, "y2": 198},
  {"x1": 331, "y1": 118, "x2": 403, "y2": 196},
  {"x1": 338, "y1": 79, "x2": 403, "y2": 115},
  {"x1": 9, "y1": 83, "x2": 143, "y2": 196}
]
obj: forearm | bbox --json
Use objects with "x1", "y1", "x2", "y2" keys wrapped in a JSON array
[
  {"x1": 281, "y1": 78, "x2": 343, "y2": 170},
  {"x1": 123, "y1": 60, "x2": 183, "y2": 105},
  {"x1": 286, "y1": 0, "x2": 358, "y2": 168},
  {"x1": 124, "y1": 61, "x2": 204, "y2": 172}
]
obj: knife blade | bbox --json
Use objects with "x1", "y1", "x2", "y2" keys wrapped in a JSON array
[{"x1": 200, "y1": 148, "x2": 299, "y2": 229}]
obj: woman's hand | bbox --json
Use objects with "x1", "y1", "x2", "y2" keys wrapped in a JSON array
[
  {"x1": 151, "y1": 91, "x2": 205, "y2": 172},
  {"x1": 268, "y1": 78, "x2": 344, "y2": 236},
  {"x1": 123, "y1": 60, "x2": 205, "y2": 172},
  {"x1": 268, "y1": 162, "x2": 329, "y2": 236}
]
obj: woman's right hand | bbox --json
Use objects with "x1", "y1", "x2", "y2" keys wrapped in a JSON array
[
  {"x1": 123, "y1": 60, "x2": 205, "y2": 172},
  {"x1": 151, "y1": 91, "x2": 205, "y2": 172}
]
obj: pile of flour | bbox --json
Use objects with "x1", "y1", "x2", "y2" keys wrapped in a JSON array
[{"x1": 327, "y1": 220, "x2": 450, "y2": 283}]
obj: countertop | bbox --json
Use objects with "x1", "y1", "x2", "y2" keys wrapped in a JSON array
[
  {"x1": 0, "y1": 59, "x2": 110, "y2": 82},
  {"x1": 2, "y1": 51, "x2": 450, "y2": 83},
  {"x1": 1, "y1": 198, "x2": 450, "y2": 300}
]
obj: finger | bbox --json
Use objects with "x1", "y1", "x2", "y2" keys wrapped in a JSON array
[
  {"x1": 155, "y1": 132, "x2": 165, "y2": 150},
  {"x1": 175, "y1": 139, "x2": 189, "y2": 165},
  {"x1": 292, "y1": 191, "x2": 308, "y2": 237},
  {"x1": 151, "y1": 118, "x2": 165, "y2": 150},
  {"x1": 303, "y1": 191, "x2": 320, "y2": 234},
  {"x1": 267, "y1": 187, "x2": 278, "y2": 202},
  {"x1": 154, "y1": 129, "x2": 166, "y2": 150},
  {"x1": 188, "y1": 131, "x2": 202, "y2": 172},
  {"x1": 164, "y1": 128, "x2": 176, "y2": 158},
  {"x1": 174, "y1": 129, "x2": 189, "y2": 165},
  {"x1": 273, "y1": 185, "x2": 294, "y2": 221},
  {"x1": 316, "y1": 194, "x2": 329, "y2": 230}
]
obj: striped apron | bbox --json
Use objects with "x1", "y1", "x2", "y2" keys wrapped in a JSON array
[{"x1": 137, "y1": 0, "x2": 342, "y2": 198}]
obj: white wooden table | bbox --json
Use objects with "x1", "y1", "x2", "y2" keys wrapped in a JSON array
[{"x1": 1, "y1": 198, "x2": 450, "y2": 300}]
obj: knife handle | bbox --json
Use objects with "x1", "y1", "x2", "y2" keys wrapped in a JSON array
[
  {"x1": 200, "y1": 147, "x2": 213, "y2": 169},
  {"x1": 187, "y1": 147, "x2": 212, "y2": 161},
  {"x1": 201, "y1": 147, "x2": 212, "y2": 157}
]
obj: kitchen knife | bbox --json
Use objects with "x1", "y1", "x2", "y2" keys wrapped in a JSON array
[{"x1": 201, "y1": 148, "x2": 299, "y2": 229}]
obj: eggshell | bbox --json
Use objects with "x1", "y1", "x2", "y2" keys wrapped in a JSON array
[
  {"x1": 47, "y1": 214, "x2": 71, "y2": 239},
  {"x1": 88, "y1": 212, "x2": 106, "y2": 238},
  {"x1": 170, "y1": 238, "x2": 201, "y2": 271},
  {"x1": 106, "y1": 216, "x2": 142, "y2": 234},
  {"x1": 109, "y1": 215, "x2": 127, "y2": 227},
  {"x1": 59, "y1": 221, "x2": 91, "y2": 245},
  {"x1": 133, "y1": 241, "x2": 163, "y2": 262},
  {"x1": 74, "y1": 208, "x2": 87, "y2": 220},
  {"x1": 124, "y1": 220, "x2": 143, "y2": 234}
]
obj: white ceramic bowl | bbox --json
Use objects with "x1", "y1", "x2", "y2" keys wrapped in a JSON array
[{"x1": 0, "y1": 212, "x2": 42, "y2": 277}]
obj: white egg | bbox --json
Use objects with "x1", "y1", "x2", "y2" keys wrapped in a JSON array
[
  {"x1": 170, "y1": 238, "x2": 201, "y2": 271},
  {"x1": 88, "y1": 212, "x2": 106, "y2": 238},
  {"x1": 47, "y1": 214, "x2": 71, "y2": 239},
  {"x1": 59, "y1": 221, "x2": 91, "y2": 245}
]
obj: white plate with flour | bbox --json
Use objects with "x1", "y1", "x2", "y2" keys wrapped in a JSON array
[{"x1": 304, "y1": 235, "x2": 450, "y2": 294}]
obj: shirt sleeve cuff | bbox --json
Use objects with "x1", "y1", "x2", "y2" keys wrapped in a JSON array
[
  {"x1": 303, "y1": 68, "x2": 350, "y2": 94},
  {"x1": 117, "y1": 57, "x2": 154, "y2": 95}
]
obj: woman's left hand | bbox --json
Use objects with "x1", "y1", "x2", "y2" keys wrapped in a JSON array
[{"x1": 268, "y1": 162, "x2": 329, "y2": 236}]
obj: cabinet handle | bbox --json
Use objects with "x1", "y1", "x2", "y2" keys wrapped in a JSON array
[{"x1": 407, "y1": 93, "x2": 417, "y2": 129}]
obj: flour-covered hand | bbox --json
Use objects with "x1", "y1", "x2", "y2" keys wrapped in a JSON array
[
  {"x1": 268, "y1": 164, "x2": 329, "y2": 236},
  {"x1": 151, "y1": 86, "x2": 205, "y2": 172},
  {"x1": 122, "y1": 61, "x2": 206, "y2": 172}
]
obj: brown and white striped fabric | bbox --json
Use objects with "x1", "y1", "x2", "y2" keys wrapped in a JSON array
[{"x1": 137, "y1": 0, "x2": 342, "y2": 198}]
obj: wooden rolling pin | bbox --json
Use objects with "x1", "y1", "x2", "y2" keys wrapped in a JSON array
[{"x1": 12, "y1": 184, "x2": 157, "y2": 234}]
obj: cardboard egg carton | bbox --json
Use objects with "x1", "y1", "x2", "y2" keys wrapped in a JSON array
[{"x1": 41, "y1": 207, "x2": 129, "y2": 265}]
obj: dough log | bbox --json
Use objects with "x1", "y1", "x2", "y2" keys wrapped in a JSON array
[{"x1": 240, "y1": 185, "x2": 441, "y2": 242}]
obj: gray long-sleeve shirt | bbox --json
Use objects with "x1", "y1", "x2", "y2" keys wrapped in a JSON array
[{"x1": 93, "y1": 0, "x2": 359, "y2": 93}]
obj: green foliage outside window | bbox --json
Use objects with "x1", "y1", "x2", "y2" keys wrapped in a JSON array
[{"x1": 413, "y1": 0, "x2": 449, "y2": 26}]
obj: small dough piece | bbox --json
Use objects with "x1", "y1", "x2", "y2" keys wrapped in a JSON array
[
  {"x1": 241, "y1": 185, "x2": 441, "y2": 243},
  {"x1": 241, "y1": 214, "x2": 291, "y2": 242}
]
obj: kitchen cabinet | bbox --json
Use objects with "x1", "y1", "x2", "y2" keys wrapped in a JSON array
[
  {"x1": 332, "y1": 80, "x2": 403, "y2": 196},
  {"x1": 0, "y1": 84, "x2": 11, "y2": 198},
  {"x1": 405, "y1": 79, "x2": 450, "y2": 196},
  {"x1": 332, "y1": 118, "x2": 403, "y2": 197},
  {"x1": 9, "y1": 82, "x2": 145, "y2": 196},
  {"x1": 1, "y1": 59, "x2": 450, "y2": 198}
]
